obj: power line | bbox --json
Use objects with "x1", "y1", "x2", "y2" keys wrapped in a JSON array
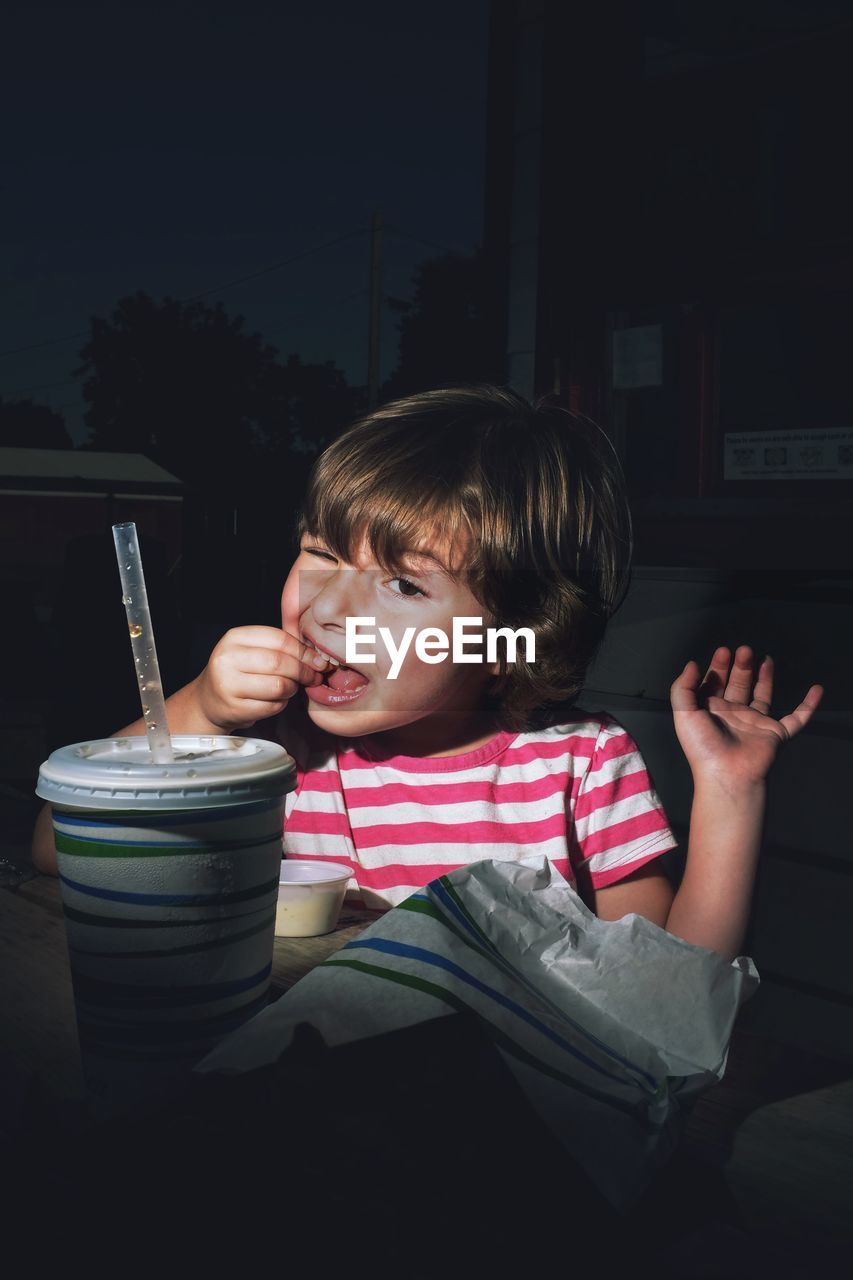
[
  {"x1": 0, "y1": 225, "x2": 470, "y2": 401},
  {"x1": 385, "y1": 224, "x2": 477, "y2": 256},
  {"x1": 262, "y1": 288, "x2": 369, "y2": 347},
  {"x1": 5, "y1": 286, "x2": 373, "y2": 406},
  {"x1": 0, "y1": 330, "x2": 88, "y2": 362},
  {"x1": 180, "y1": 228, "x2": 369, "y2": 303},
  {"x1": 0, "y1": 226, "x2": 371, "y2": 362},
  {"x1": 0, "y1": 225, "x2": 468, "y2": 368},
  {"x1": 0, "y1": 376, "x2": 80, "y2": 399}
]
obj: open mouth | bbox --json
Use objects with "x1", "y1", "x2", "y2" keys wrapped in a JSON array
[
  {"x1": 303, "y1": 634, "x2": 370, "y2": 697},
  {"x1": 322, "y1": 664, "x2": 369, "y2": 693}
]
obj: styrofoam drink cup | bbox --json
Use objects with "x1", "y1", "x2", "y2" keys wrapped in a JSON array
[
  {"x1": 36, "y1": 734, "x2": 295, "y2": 1115},
  {"x1": 276, "y1": 860, "x2": 352, "y2": 937}
]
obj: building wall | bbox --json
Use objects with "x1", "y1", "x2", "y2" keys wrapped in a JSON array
[
  {"x1": 581, "y1": 569, "x2": 853, "y2": 1063},
  {"x1": 488, "y1": 0, "x2": 853, "y2": 1061},
  {"x1": 0, "y1": 492, "x2": 183, "y2": 580}
]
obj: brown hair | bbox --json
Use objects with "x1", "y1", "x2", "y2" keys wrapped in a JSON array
[{"x1": 296, "y1": 385, "x2": 632, "y2": 731}]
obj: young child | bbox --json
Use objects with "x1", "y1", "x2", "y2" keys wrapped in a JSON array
[{"x1": 32, "y1": 386, "x2": 822, "y2": 960}]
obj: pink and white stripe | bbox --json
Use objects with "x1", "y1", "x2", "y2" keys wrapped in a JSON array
[{"x1": 281, "y1": 712, "x2": 677, "y2": 909}]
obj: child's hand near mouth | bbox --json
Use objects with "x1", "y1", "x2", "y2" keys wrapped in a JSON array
[{"x1": 193, "y1": 625, "x2": 333, "y2": 732}]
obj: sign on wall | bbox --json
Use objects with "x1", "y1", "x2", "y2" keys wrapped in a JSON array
[{"x1": 724, "y1": 428, "x2": 853, "y2": 480}]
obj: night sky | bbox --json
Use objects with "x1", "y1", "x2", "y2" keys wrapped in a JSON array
[{"x1": 1, "y1": 0, "x2": 489, "y2": 443}]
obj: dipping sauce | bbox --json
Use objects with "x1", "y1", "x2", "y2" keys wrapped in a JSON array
[{"x1": 275, "y1": 860, "x2": 351, "y2": 937}]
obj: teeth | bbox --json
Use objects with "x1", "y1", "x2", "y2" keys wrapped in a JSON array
[{"x1": 304, "y1": 636, "x2": 341, "y2": 667}]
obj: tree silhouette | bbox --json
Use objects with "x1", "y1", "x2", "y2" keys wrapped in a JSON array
[
  {"x1": 71, "y1": 290, "x2": 367, "y2": 630},
  {"x1": 382, "y1": 249, "x2": 502, "y2": 400},
  {"x1": 0, "y1": 398, "x2": 72, "y2": 448},
  {"x1": 274, "y1": 352, "x2": 364, "y2": 458},
  {"x1": 76, "y1": 292, "x2": 359, "y2": 486}
]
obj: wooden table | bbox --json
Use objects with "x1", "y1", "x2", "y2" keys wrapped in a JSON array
[{"x1": 0, "y1": 874, "x2": 372, "y2": 1105}]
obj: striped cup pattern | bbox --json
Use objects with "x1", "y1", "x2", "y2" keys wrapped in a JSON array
[{"x1": 53, "y1": 795, "x2": 284, "y2": 1112}]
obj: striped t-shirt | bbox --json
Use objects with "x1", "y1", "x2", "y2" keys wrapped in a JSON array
[{"x1": 280, "y1": 709, "x2": 677, "y2": 911}]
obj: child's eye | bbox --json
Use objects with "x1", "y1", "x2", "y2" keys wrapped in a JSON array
[
  {"x1": 387, "y1": 576, "x2": 426, "y2": 599},
  {"x1": 302, "y1": 545, "x2": 337, "y2": 563}
]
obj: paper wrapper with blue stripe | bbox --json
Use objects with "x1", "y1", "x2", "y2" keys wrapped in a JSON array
[{"x1": 197, "y1": 856, "x2": 758, "y2": 1208}]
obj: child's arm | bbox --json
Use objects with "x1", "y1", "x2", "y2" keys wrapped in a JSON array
[
  {"x1": 663, "y1": 773, "x2": 765, "y2": 960},
  {"x1": 31, "y1": 626, "x2": 330, "y2": 876},
  {"x1": 593, "y1": 647, "x2": 822, "y2": 961}
]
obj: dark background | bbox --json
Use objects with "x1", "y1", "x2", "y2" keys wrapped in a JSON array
[
  {"x1": 1, "y1": 0, "x2": 493, "y2": 741},
  {"x1": 1, "y1": 0, "x2": 852, "y2": 1161},
  {"x1": 1, "y1": 0, "x2": 488, "y2": 432}
]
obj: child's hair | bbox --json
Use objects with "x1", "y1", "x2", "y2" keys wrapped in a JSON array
[{"x1": 296, "y1": 385, "x2": 632, "y2": 731}]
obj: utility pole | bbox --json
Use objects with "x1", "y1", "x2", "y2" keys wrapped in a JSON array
[{"x1": 367, "y1": 210, "x2": 382, "y2": 410}]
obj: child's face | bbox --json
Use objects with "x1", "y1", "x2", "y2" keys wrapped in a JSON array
[{"x1": 280, "y1": 529, "x2": 497, "y2": 753}]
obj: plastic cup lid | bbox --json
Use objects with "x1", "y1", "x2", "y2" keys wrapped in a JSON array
[
  {"x1": 279, "y1": 859, "x2": 352, "y2": 886},
  {"x1": 36, "y1": 734, "x2": 295, "y2": 811}
]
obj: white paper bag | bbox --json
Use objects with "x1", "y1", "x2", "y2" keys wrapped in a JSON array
[{"x1": 197, "y1": 857, "x2": 758, "y2": 1207}]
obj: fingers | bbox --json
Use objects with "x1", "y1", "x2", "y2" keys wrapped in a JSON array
[
  {"x1": 219, "y1": 681, "x2": 302, "y2": 724},
  {"x1": 698, "y1": 645, "x2": 760, "y2": 705},
  {"x1": 232, "y1": 672, "x2": 315, "y2": 703},
  {"x1": 279, "y1": 630, "x2": 334, "y2": 675},
  {"x1": 203, "y1": 628, "x2": 332, "y2": 730},
  {"x1": 215, "y1": 629, "x2": 329, "y2": 683},
  {"x1": 671, "y1": 650, "x2": 751, "y2": 715},
  {"x1": 778, "y1": 684, "x2": 824, "y2": 742},
  {"x1": 697, "y1": 646, "x2": 732, "y2": 700},
  {"x1": 673, "y1": 646, "x2": 825, "y2": 745},
  {"x1": 670, "y1": 659, "x2": 702, "y2": 713},
  {"x1": 750, "y1": 652, "x2": 773, "y2": 713},
  {"x1": 223, "y1": 625, "x2": 296, "y2": 648},
  {"x1": 238, "y1": 641, "x2": 327, "y2": 680}
]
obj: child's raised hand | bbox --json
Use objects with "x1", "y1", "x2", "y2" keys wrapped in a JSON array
[
  {"x1": 196, "y1": 625, "x2": 330, "y2": 731},
  {"x1": 670, "y1": 645, "x2": 823, "y2": 790}
]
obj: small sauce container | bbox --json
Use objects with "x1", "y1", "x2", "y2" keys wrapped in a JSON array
[{"x1": 275, "y1": 860, "x2": 352, "y2": 937}]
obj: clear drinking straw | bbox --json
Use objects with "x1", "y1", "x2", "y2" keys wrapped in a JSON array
[{"x1": 112, "y1": 522, "x2": 174, "y2": 762}]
